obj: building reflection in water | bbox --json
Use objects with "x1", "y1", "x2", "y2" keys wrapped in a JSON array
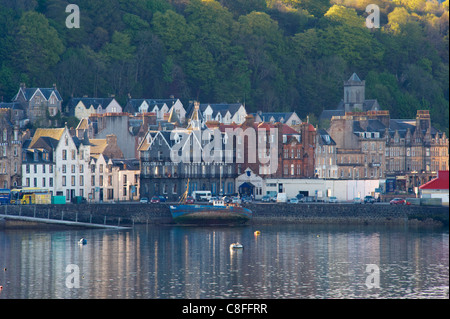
[{"x1": 0, "y1": 225, "x2": 447, "y2": 299}]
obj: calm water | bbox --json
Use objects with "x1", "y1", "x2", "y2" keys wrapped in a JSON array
[{"x1": 0, "y1": 224, "x2": 448, "y2": 299}]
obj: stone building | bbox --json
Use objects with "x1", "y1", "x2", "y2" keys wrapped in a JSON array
[
  {"x1": 12, "y1": 83, "x2": 63, "y2": 127},
  {"x1": 320, "y1": 73, "x2": 380, "y2": 123},
  {"x1": 315, "y1": 129, "x2": 338, "y2": 179},
  {"x1": 138, "y1": 112, "x2": 236, "y2": 200},
  {"x1": 0, "y1": 109, "x2": 22, "y2": 189},
  {"x1": 326, "y1": 109, "x2": 449, "y2": 192},
  {"x1": 385, "y1": 110, "x2": 449, "y2": 193}
]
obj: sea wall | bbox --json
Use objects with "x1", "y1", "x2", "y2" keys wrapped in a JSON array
[{"x1": 1, "y1": 203, "x2": 448, "y2": 228}]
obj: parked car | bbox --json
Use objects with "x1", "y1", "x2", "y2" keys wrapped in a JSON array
[
  {"x1": 353, "y1": 197, "x2": 362, "y2": 204},
  {"x1": 296, "y1": 194, "x2": 306, "y2": 202},
  {"x1": 364, "y1": 196, "x2": 375, "y2": 204},
  {"x1": 327, "y1": 196, "x2": 338, "y2": 203},
  {"x1": 150, "y1": 196, "x2": 160, "y2": 203},
  {"x1": 261, "y1": 195, "x2": 271, "y2": 202},
  {"x1": 270, "y1": 196, "x2": 277, "y2": 202},
  {"x1": 185, "y1": 196, "x2": 195, "y2": 204},
  {"x1": 139, "y1": 197, "x2": 149, "y2": 204},
  {"x1": 158, "y1": 195, "x2": 167, "y2": 202},
  {"x1": 390, "y1": 198, "x2": 406, "y2": 205},
  {"x1": 241, "y1": 196, "x2": 252, "y2": 203},
  {"x1": 288, "y1": 198, "x2": 299, "y2": 204}
]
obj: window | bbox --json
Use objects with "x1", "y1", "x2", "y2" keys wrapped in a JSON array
[
  {"x1": 62, "y1": 165, "x2": 66, "y2": 173},
  {"x1": 62, "y1": 176, "x2": 66, "y2": 186},
  {"x1": 71, "y1": 150, "x2": 76, "y2": 160},
  {"x1": 42, "y1": 178, "x2": 46, "y2": 187},
  {"x1": 49, "y1": 178, "x2": 53, "y2": 187},
  {"x1": 62, "y1": 150, "x2": 67, "y2": 160},
  {"x1": 80, "y1": 175, "x2": 84, "y2": 186},
  {"x1": 71, "y1": 165, "x2": 76, "y2": 173}
]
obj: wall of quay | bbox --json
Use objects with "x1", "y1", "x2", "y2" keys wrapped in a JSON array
[{"x1": 1, "y1": 202, "x2": 448, "y2": 228}]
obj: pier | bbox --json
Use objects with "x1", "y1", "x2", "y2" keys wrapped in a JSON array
[{"x1": 0, "y1": 204, "x2": 131, "y2": 230}]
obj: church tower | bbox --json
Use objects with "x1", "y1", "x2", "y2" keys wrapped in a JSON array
[{"x1": 344, "y1": 73, "x2": 365, "y2": 112}]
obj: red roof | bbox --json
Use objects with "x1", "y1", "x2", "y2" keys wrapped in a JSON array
[{"x1": 419, "y1": 171, "x2": 449, "y2": 190}]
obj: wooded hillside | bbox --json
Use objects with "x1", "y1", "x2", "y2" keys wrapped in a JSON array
[{"x1": 0, "y1": 0, "x2": 448, "y2": 132}]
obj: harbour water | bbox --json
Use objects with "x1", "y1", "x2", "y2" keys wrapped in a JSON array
[{"x1": 0, "y1": 223, "x2": 448, "y2": 299}]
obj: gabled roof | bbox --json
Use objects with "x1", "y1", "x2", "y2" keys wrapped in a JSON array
[
  {"x1": 14, "y1": 87, "x2": 62, "y2": 101},
  {"x1": 419, "y1": 171, "x2": 449, "y2": 190},
  {"x1": 89, "y1": 138, "x2": 108, "y2": 155},
  {"x1": 29, "y1": 128, "x2": 65, "y2": 149},
  {"x1": 68, "y1": 97, "x2": 114, "y2": 110}
]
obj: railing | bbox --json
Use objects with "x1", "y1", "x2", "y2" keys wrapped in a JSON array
[{"x1": 1, "y1": 204, "x2": 132, "y2": 229}]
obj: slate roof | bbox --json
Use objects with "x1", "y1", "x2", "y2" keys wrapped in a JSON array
[
  {"x1": 14, "y1": 87, "x2": 62, "y2": 101},
  {"x1": 317, "y1": 129, "x2": 336, "y2": 145}
]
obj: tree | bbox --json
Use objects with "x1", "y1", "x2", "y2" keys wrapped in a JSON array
[{"x1": 13, "y1": 11, "x2": 65, "y2": 84}]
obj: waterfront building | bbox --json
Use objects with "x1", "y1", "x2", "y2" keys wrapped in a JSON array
[
  {"x1": 21, "y1": 127, "x2": 90, "y2": 201},
  {"x1": 315, "y1": 129, "x2": 338, "y2": 179},
  {"x1": 138, "y1": 104, "x2": 236, "y2": 200},
  {"x1": 0, "y1": 109, "x2": 22, "y2": 189},
  {"x1": 385, "y1": 110, "x2": 449, "y2": 193}
]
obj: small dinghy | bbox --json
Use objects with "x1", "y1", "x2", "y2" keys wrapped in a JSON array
[{"x1": 78, "y1": 238, "x2": 87, "y2": 245}]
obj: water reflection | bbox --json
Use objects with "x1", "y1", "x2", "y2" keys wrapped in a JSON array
[{"x1": 0, "y1": 225, "x2": 448, "y2": 299}]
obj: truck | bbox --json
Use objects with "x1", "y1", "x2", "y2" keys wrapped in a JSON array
[
  {"x1": 191, "y1": 190, "x2": 212, "y2": 202},
  {"x1": 276, "y1": 193, "x2": 287, "y2": 203}
]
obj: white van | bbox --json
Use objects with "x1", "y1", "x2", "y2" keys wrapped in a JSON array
[
  {"x1": 276, "y1": 193, "x2": 287, "y2": 203},
  {"x1": 191, "y1": 190, "x2": 212, "y2": 202}
]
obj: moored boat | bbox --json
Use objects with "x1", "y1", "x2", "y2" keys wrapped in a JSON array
[{"x1": 170, "y1": 199, "x2": 252, "y2": 225}]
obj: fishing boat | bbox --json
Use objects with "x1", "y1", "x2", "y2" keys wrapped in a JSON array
[{"x1": 170, "y1": 180, "x2": 252, "y2": 225}]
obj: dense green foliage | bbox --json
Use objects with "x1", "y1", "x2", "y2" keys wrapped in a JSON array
[{"x1": 0, "y1": 0, "x2": 448, "y2": 132}]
